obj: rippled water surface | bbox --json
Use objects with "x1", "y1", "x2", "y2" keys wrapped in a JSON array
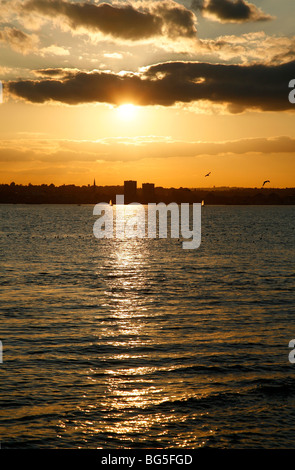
[{"x1": 1, "y1": 204, "x2": 295, "y2": 448}]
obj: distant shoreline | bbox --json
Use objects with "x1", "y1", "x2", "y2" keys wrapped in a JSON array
[{"x1": 0, "y1": 184, "x2": 294, "y2": 205}]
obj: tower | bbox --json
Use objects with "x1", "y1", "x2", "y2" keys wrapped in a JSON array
[
  {"x1": 124, "y1": 180, "x2": 137, "y2": 203},
  {"x1": 142, "y1": 183, "x2": 155, "y2": 203}
]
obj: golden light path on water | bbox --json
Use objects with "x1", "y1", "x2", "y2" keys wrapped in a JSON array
[{"x1": 68, "y1": 205, "x2": 216, "y2": 447}]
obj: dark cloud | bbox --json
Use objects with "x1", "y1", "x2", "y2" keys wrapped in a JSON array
[
  {"x1": 191, "y1": 0, "x2": 273, "y2": 23},
  {"x1": 33, "y1": 68, "x2": 65, "y2": 76},
  {"x1": 33, "y1": 68, "x2": 79, "y2": 77},
  {"x1": 151, "y1": 1, "x2": 197, "y2": 38},
  {"x1": 23, "y1": 0, "x2": 197, "y2": 41},
  {"x1": 7, "y1": 60, "x2": 295, "y2": 112}
]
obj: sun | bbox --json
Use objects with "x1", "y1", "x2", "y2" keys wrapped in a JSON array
[{"x1": 117, "y1": 103, "x2": 137, "y2": 121}]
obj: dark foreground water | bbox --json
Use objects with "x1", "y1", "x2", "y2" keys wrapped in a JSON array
[{"x1": 0, "y1": 204, "x2": 295, "y2": 448}]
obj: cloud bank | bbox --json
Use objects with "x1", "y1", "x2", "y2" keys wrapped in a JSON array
[
  {"x1": 1, "y1": 135, "x2": 295, "y2": 163},
  {"x1": 22, "y1": 0, "x2": 197, "y2": 41},
  {"x1": 7, "y1": 60, "x2": 295, "y2": 112}
]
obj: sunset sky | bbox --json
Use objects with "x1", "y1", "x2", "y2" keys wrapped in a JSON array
[{"x1": 0, "y1": 0, "x2": 295, "y2": 187}]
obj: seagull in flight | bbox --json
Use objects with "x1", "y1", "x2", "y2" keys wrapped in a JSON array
[
  {"x1": 205, "y1": 172, "x2": 211, "y2": 177},
  {"x1": 262, "y1": 180, "x2": 270, "y2": 187}
]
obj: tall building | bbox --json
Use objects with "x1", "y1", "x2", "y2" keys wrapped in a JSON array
[
  {"x1": 124, "y1": 180, "x2": 137, "y2": 203},
  {"x1": 142, "y1": 183, "x2": 155, "y2": 202}
]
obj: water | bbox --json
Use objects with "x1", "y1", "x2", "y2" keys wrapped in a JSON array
[{"x1": 0, "y1": 204, "x2": 294, "y2": 449}]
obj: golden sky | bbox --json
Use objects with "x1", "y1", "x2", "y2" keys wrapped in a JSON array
[{"x1": 0, "y1": 0, "x2": 295, "y2": 187}]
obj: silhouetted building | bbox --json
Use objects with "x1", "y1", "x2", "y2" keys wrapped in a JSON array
[
  {"x1": 124, "y1": 180, "x2": 137, "y2": 203},
  {"x1": 142, "y1": 183, "x2": 155, "y2": 202}
]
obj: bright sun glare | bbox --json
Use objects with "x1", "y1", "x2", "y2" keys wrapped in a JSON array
[{"x1": 117, "y1": 103, "x2": 137, "y2": 121}]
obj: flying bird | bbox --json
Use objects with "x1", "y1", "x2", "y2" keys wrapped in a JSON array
[
  {"x1": 205, "y1": 172, "x2": 211, "y2": 177},
  {"x1": 262, "y1": 180, "x2": 270, "y2": 187}
]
